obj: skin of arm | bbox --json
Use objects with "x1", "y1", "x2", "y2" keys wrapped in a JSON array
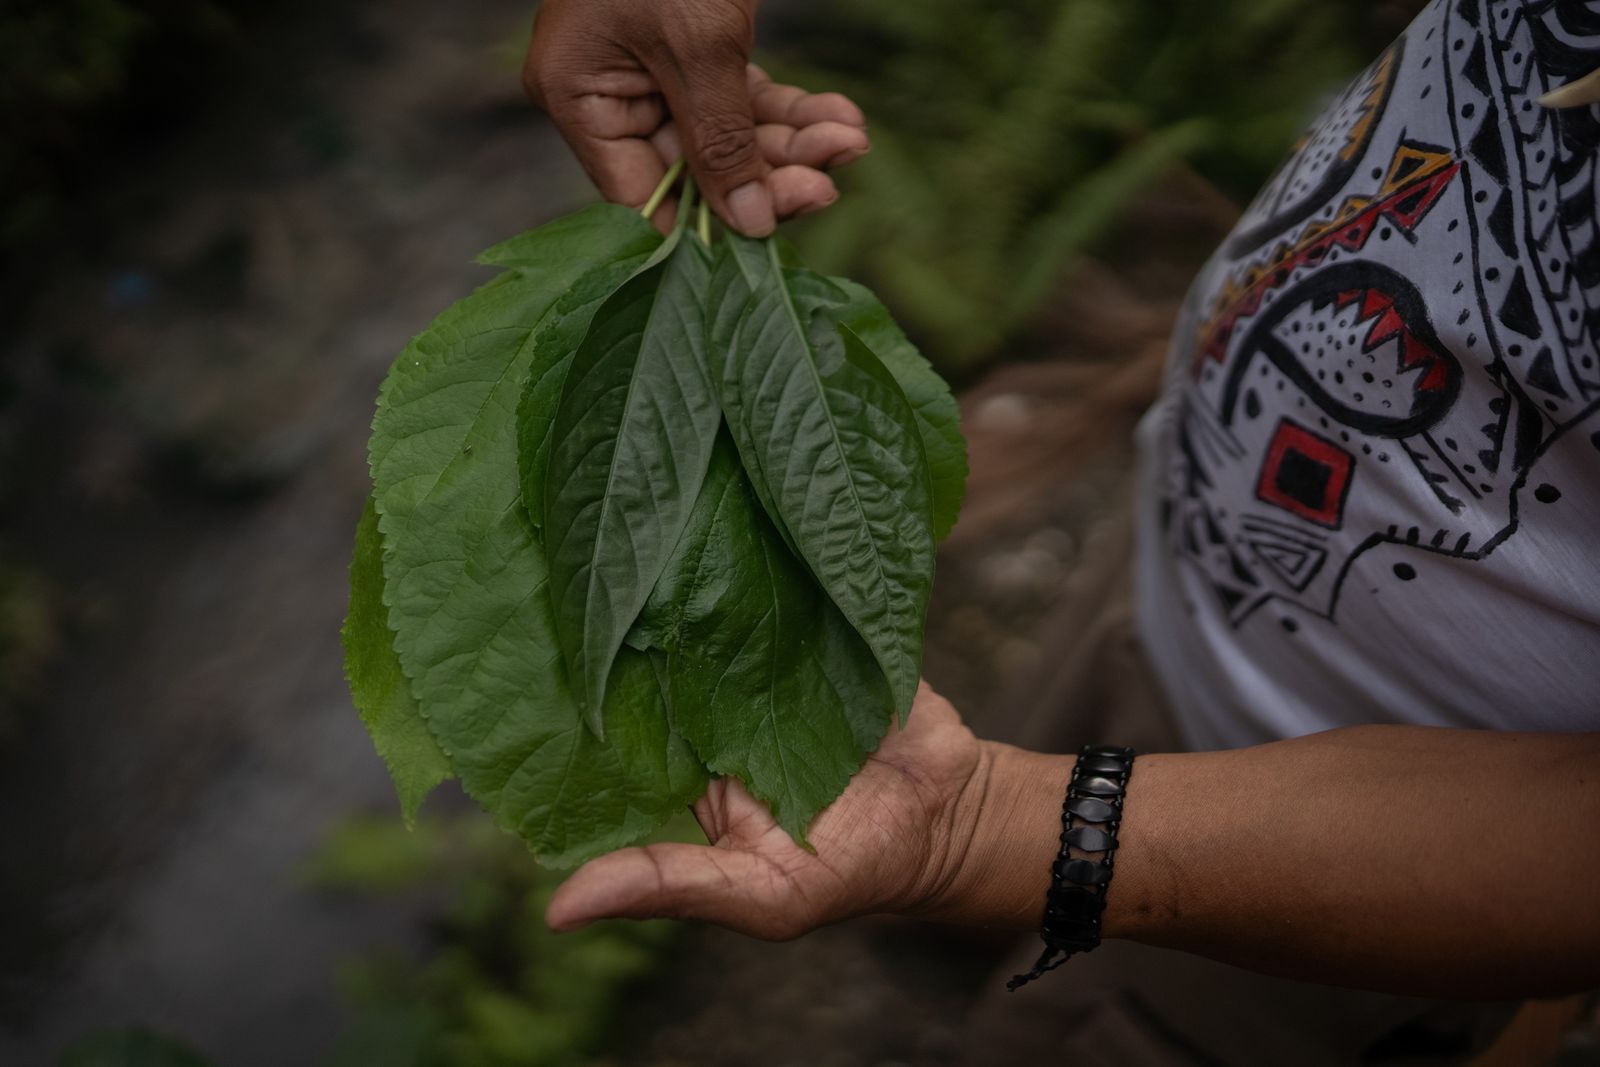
[
  {"x1": 922, "y1": 722, "x2": 1600, "y2": 1000},
  {"x1": 549, "y1": 685, "x2": 1600, "y2": 1002}
]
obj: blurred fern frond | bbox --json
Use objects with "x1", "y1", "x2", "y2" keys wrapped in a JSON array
[{"x1": 767, "y1": 0, "x2": 1410, "y2": 372}]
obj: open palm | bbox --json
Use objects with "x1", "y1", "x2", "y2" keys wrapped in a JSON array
[{"x1": 546, "y1": 685, "x2": 985, "y2": 939}]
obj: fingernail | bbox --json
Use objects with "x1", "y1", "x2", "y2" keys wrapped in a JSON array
[
  {"x1": 727, "y1": 181, "x2": 776, "y2": 237},
  {"x1": 1539, "y1": 68, "x2": 1600, "y2": 109},
  {"x1": 826, "y1": 145, "x2": 870, "y2": 168},
  {"x1": 796, "y1": 191, "x2": 840, "y2": 218}
]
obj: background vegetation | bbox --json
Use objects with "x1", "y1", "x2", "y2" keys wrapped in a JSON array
[
  {"x1": 770, "y1": 0, "x2": 1419, "y2": 372},
  {"x1": 2, "y1": 0, "x2": 255, "y2": 256},
  {"x1": 311, "y1": 817, "x2": 689, "y2": 1067}
]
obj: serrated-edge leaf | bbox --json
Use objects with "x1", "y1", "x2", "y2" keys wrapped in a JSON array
[
  {"x1": 379, "y1": 418, "x2": 707, "y2": 868},
  {"x1": 706, "y1": 236, "x2": 935, "y2": 717},
  {"x1": 829, "y1": 277, "x2": 968, "y2": 542},
  {"x1": 542, "y1": 241, "x2": 721, "y2": 731},
  {"x1": 371, "y1": 211, "x2": 661, "y2": 520},
  {"x1": 343, "y1": 496, "x2": 452, "y2": 828},
  {"x1": 366, "y1": 206, "x2": 707, "y2": 865},
  {"x1": 476, "y1": 202, "x2": 654, "y2": 272},
  {"x1": 515, "y1": 253, "x2": 663, "y2": 532},
  {"x1": 636, "y1": 437, "x2": 891, "y2": 843}
]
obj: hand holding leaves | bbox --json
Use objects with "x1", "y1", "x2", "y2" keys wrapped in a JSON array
[
  {"x1": 346, "y1": 183, "x2": 966, "y2": 865},
  {"x1": 524, "y1": 0, "x2": 867, "y2": 234}
]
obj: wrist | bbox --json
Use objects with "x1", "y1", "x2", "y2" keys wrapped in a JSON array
[
  {"x1": 906, "y1": 741, "x2": 1174, "y2": 942},
  {"x1": 909, "y1": 741, "x2": 1074, "y2": 928}
]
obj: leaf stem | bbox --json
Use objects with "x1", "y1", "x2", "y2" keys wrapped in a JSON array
[
  {"x1": 676, "y1": 176, "x2": 698, "y2": 238},
  {"x1": 640, "y1": 160, "x2": 686, "y2": 221},
  {"x1": 697, "y1": 201, "x2": 711, "y2": 246}
]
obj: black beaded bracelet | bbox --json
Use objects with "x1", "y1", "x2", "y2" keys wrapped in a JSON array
[{"x1": 1007, "y1": 744, "x2": 1136, "y2": 991}]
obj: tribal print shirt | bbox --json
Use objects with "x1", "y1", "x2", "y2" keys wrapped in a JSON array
[{"x1": 1135, "y1": 0, "x2": 1600, "y2": 748}]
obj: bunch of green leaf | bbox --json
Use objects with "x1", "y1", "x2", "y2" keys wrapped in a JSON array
[
  {"x1": 766, "y1": 0, "x2": 1395, "y2": 371},
  {"x1": 344, "y1": 170, "x2": 966, "y2": 866}
]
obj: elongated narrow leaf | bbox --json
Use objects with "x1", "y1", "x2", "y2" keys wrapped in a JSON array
[
  {"x1": 368, "y1": 206, "x2": 707, "y2": 864},
  {"x1": 542, "y1": 241, "x2": 721, "y2": 730},
  {"x1": 343, "y1": 496, "x2": 451, "y2": 828},
  {"x1": 516, "y1": 250, "x2": 677, "y2": 531},
  {"x1": 634, "y1": 437, "x2": 892, "y2": 842},
  {"x1": 829, "y1": 278, "x2": 967, "y2": 542},
  {"x1": 706, "y1": 235, "x2": 935, "y2": 716}
]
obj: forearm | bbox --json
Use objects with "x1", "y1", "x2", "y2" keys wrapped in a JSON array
[{"x1": 929, "y1": 726, "x2": 1600, "y2": 999}]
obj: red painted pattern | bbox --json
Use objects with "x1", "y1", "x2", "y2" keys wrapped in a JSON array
[{"x1": 1196, "y1": 160, "x2": 1460, "y2": 370}]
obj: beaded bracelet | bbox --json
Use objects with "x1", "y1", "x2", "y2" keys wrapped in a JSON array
[{"x1": 1007, "y1": 744, "x2": 1136, "y2": 991}]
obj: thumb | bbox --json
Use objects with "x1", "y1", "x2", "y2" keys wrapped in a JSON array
[
  {"x1": 546, "y1": 842, "x2": 803, "y2": 939},
  {"x1": 651, "y1": 46, "x2": 774, "y2": 236}
]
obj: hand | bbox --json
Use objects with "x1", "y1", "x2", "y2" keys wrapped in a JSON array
[
  {"x1": 523, "y1": 0, "x2": 870, "y2": 235},
  {"x1": 546, "y1": 683, "x2": 995, "y2": 939}
]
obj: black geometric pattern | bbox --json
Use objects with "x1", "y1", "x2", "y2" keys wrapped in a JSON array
[{"x1": 1160, "y1": 0, "x2": 1600, "y2": 629}]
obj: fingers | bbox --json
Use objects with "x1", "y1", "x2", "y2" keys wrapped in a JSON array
[
  {"x1": 649, "y1": 34, "x2": 773, "y2": 236},
  {"x1": 530, "y1": 79, "x2": 669, "y2": 209},
  {"x1": 649, "y1": 125, "x2": 849, "y2": 220},
  {"x1": 756, "y1": 122, "x2": 869, "y2": 170},
  {"x1": 653, "y1": 121, "x2": 868, "y2": 172},
  {"x1": 546, "y1": 842, "x2": 805, "y2": 940},
  {"x1": 572, "y1": 135, "x2": 670, "y2": 214},
  {"x1": 530, "y1": 18, "x2": 863, "y2": 228},
  {"x1": 747, "y1": 65, "x2": 866, "y2": 129},
  {"x1": 769, "y1": 165, "x2": 838, "y2": 218}
]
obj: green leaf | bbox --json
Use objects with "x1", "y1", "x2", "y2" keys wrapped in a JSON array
[
  {"x1": 343, "y1": 497, "x2": 452, "y2": 828},
  {"x1": 636, "y1": 437, "x2": 892, "y2": 843},
  {"x1": 829, "y1": 277, "x2": 968, "y2": 542},
  {"x1": 542, "y1": 240, "x2": 721, "y2": 731},
  {"x1": 370, "y1": 206, "x2": 660, "y2": 521},
  {"x1": 475, "y1": 202, "x2": 653, "y2": 273},
  {"x1": 382, "y1": 497, "x2": 705, "y2": 866},
  {"x1": 60, "y1": 1027, "x2": 215, "y2": 1067},
  {"x1": 368, "y1": 206, "x2": 706, "y2": 864},
  {"x1": 706, "y1": 235, "x2": 935, "y2": 717},
  {"x1": 516, "y1": 253, "x2": 661, "y2": 533}
]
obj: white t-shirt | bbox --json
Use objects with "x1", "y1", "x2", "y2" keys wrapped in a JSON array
[{"x1": 1135, "y1": 0, "x2": 1600, "y2": 750}]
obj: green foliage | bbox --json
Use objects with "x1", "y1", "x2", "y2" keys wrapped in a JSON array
[
  {"x1": 541, "y1": 239, "x2": 721, "y2": 728},
  {"x1": 632, "y1": 436, "x2": 893, "y2": 843},
  {"x1": 0, "y1": 0, "x2": 252, "y2": 251},
  {"x1": 830, "y1": 277, "x2": 968, "y2": 543},
  {"x1": 768, "y1": 0, "x2": 1386, "y2": 370},
  {"x1": 59, "y1": 1026, "x2": 214, "y2": 1067},
  {"x1": 703, "y1": 237, "x2": 934, "y2": 718},
  {"x1": 362, "y1": 204, "x2": 707, "y2": 864},
  {"x1": 343, "y1": 498, "x2": 452, "y2": 827},
  {"x1": 0, "y1": 561, "x2": 61, "y2": 742},
  {"x1": 0, "y1": 1, "x2": 142, "y2": 112},
  {"x1": 348, "y1": 192, "x2": 966, "y2": 862},
  {"x1": 311, "y1": 815, "x2": 685, "y2": 1067},
  {"x1": 0, "y1": 0, "x2": 144, "y2": 250}
]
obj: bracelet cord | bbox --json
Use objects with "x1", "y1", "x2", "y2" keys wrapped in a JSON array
[{"x1": 1007, "y1": 744, "x2": 1136, "y2": 991}]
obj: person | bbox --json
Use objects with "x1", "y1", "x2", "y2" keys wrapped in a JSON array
[{"x1": 525, "y1": 0, "x2": 1600, "y2": 1060}]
